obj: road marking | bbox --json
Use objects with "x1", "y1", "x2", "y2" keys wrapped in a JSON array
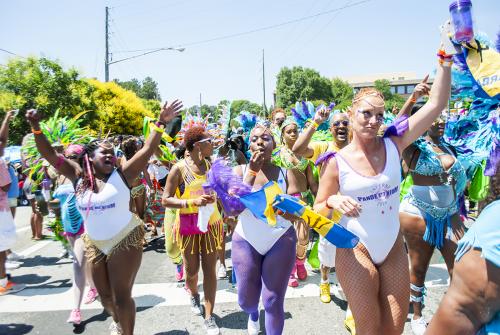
[
  {"x1": 17, "y1": 240, "x2": 52, "y2": 258},
  {"x1": 16, "y1": 226, "x2": 31, "y2": 234},
  {"x1": 0, "y1": 263, "x2": 450, "y2": 314}
]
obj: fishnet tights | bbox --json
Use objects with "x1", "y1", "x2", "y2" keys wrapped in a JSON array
[{"x1": 336, "y1": 234, "x2": 409, "y2": 335}]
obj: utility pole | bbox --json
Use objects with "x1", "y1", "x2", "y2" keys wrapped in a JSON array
[
  {"x1": 104, "y1": 6, "x2": 110, "y2": 82},
  {"x1": 262, "y1": 49, "x2": 267, "y2": 117}
]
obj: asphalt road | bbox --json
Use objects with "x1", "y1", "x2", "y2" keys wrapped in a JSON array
[{"x1": 0, "y1": 207, "x2": 450, "y2": 335}]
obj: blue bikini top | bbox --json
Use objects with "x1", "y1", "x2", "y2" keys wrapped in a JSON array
[{"x1": 411, "y1": 138, "x2": 467, "y2": 195}]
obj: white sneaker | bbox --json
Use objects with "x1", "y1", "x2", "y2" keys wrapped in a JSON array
[
  {"x1": 204, "y1": 316, "x2": 220, "y2": 335},
  {"x1": 217, "y1": 265, "x2": 227, "y2": 279},
  {"x1": 411, "y1": 316, "x2": 427, "y2": 335},
  {"x1": 7, "y1": 252, "x2": 24, "y2": 261},
  {"x1": 109, "y1": 321, "x2": 123, "y2": 335},
  {"x1": 247, "y1": 315, "x2": 260, "y2": 335},
  {"x1": 5, "y1": 261, "x2": 21, "y2": 270}
]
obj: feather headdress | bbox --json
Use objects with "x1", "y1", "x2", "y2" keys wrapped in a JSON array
[
  {"x1": 290, "y1": 101, "x2": 335, "y2": 131},
  {"x1": 21, "y1": 110, "x2": 92, "y2": 187}
]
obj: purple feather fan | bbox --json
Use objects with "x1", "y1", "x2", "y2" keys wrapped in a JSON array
[
  {"x1": 315, "y1": 151, "x2": 336, "y2": 166},
  {"x1": 205, "y1": 158, "x2": 252, "y2": 216},
  {"x1": 383, "y1": 115, "x2": 409, "y2": 138}
]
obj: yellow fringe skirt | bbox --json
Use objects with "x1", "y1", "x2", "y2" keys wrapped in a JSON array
[
  {"x1": 83, "y1": 215, "x2": 145, "y2": 264},
  {"x1": 175, "y1": 213, "x2": 223, "y2": 255}
]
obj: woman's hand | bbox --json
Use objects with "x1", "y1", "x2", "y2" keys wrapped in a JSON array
[
  {"x1": 193, "y1": 194, "x2": 215, "y2": 207},
  {"x1": 159, "y1": 100, "x2": 183, "y2": 124},
  {"x1": 313, "y1": 106, "x2": 330, "y2": 125},
  {"x1": 411, "y1": 75, "x2": 431, "y2": 100},
  {"x1": 25, "y1": 109, "x2": 42, "y2": 126},
  {"x1": 326, "y1": 195, "x2": 361, "y2": 217},
  {"x1": 248, "y1": 150, "x2": 265, "y2": 173}
]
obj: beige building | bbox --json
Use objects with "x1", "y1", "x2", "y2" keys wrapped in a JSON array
[{"x1": 344, "y1": 72, "x2": 433, "y2": 98}]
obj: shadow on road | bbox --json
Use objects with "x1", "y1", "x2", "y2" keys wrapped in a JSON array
[
  {"x1": 154, "y1": 331, "x2": 189, "y2": 335},
  {"x1": 136, "y1": 294, "x2": 166, "y2": 312},
  {"x1": 73, "y1": 310, "x2": 110, "y2": 334},
  {"x1": 0, "y1": 323, "x2": 33, "y2": 335},
  {"x1": 21, "y1": 255, "x2": 72, "y2": 267}
]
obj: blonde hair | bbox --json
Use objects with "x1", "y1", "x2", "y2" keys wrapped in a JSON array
[{"x1": 352, "y1": 88, "x2": 385, "y2": 108}]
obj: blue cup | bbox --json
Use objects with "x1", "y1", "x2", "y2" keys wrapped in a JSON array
[{"x1": 449, "y1": 0, "x2": 474, "y2": 42}]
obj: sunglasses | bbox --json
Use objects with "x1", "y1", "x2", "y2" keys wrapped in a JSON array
[
  {"x1": 65, "y1": 155, "x2": 78, "y2": 160},
  {"x1": 332, "y1": 120, "x2": 349, "y2": 127}
]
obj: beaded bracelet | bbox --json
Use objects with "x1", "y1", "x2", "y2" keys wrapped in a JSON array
[{"x1": 438, "y1": 58, "x2": 454, "y2": 67}]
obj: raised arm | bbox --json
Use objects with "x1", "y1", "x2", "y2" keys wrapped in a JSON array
[
  {"x1": 121, "y1": 100, "x2": 183, "y2": 184},
  {"x1": 392, "y1": 60, "x2": 451, "y2": 152},
  {"x1": 396, "y1": 75, "x2": 431, "y2": 119},
  {"x1": 292, "y1": 108, "x2": 330, "y2": 158},
  {"x1": 0, "y1": 111, "x2": 13, "y2": 154},
  {"x1": 25, "y1": 109, "x2": 81, "y2": 182}
]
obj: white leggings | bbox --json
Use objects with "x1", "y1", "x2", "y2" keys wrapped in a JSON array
[{"x1": 67, "y1": 235, "x2": 92, "y2": 309}]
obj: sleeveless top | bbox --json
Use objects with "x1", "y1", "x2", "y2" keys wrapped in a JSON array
[
  {"x1": 411, "y1": 138, "x2": 467, "y2": 195},
  {"x1": 175, "y1": 159, "x2": 222, "y2": 222},
  {"x1": 235, "y1": 165, "x2": 292, "y2": 255},
  {"x1": 337, "y1": 138, "x2": 401, "y2": 264},
  {"x1": 53, "y1": 183, "x2": 83, "y2": 235},
  {"x1": 76, "y1": 169, "x2": 132, "y2": 240}
]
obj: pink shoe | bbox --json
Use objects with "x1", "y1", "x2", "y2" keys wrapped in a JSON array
[
  {"x1": 83, "y1": 287, "x2": 98, "y2": 304},
  {"x1": 67, "y1": 309, "x2": 81, "y2": 325},
  {"x1": 296, "y1": 259, "x2": 308, "y2": 281},
  {"x1": 175, "y1": 263, "x2": 184, "y2": 282},
  {"x1": 288, "y1": 264, "x2": 299, "y2": 287}
]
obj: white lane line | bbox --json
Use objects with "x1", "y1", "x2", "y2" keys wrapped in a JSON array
[
  {"x1": 16, "y1": 226, "x2": 31, "y2": 234},
  {"x1": 17, "y1": 240, "x2": 52, "y2": 258},
  {"x1": 0, "y1": 264, "x2": 450, "y2": 314}
]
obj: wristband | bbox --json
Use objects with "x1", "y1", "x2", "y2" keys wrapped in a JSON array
[
  {"x1": 32, "y1": 128, "x2": 43, "y2": 135},
  {"x1": 325, "y1": 201, "x2": 333, "y2": 210},
  {"x1": 151, "y1": 123, "x2": 165, "y2": 134},
  {"x1": 155, "y1": 120, "x2": 166, "y2": 128},
  {"x1": 438, "y1": 58, "x2": 454, "y2": 67},
  {"x1": 410, "y1": 97, "x2": 417, "y2": 103},
  {"x1": 310, "y1": 121, "x2": 319, "y2": 129}
]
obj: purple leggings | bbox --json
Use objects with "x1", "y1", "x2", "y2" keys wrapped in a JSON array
[{"x1": 232, "y1": 227, "x2": 296, "y2": 335}]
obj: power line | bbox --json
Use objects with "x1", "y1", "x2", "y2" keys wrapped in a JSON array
[
  {"x1": 113, "y1": 0, "x2": 371, "y2": 54},
  {"x1": 0, "y1": 48, "x2": 25, "y2": 58}
]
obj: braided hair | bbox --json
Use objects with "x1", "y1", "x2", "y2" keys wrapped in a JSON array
[{"x1": 75, "y1": 139, "x2": 114, "y2": 196}]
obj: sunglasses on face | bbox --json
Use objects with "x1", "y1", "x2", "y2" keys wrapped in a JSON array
[
  {"x1": 332, "y1": 120, "x2": 349, "y2": 127},
  {"x1": 65, "y1": 155, "x2": 78, "y2": 160}
]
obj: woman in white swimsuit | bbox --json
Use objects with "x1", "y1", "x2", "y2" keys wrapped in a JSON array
[
  {"x1": 26, "y1": 100, "x2": 182, "y2": 335},
  {"x1": 314, "y1": 54, "x2": 452, "y2": 334}
]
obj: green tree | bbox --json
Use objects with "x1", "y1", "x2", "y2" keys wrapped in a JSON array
[
  {"x1": 275, "y1": 66, "x2": 333, "y2": 108},
  {"x1": 331, "y1": 77, "x2": 354, "y2": 111},
  {"x1": 114, "y1": 76, "x2": 161, "y2": 101},
  {"x1": 140, "y1": 76, "x2": 161, "y2": 100},
  {"x1": 374, "y1": 79, "x2": 405, "y2": 109},
  {"x1": 0, "y1": 57, "x2": 95, "y2": 144},
  {"x1": 87, "y1": 79, "x2": 153, "y2": 135},
  {"x1": 230, "y1": 100, "x2": 263, "y2": 119}
]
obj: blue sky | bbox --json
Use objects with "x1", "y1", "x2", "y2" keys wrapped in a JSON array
[{"x1": 1, "y1": 0, "x2": 499, "y2": 107}]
